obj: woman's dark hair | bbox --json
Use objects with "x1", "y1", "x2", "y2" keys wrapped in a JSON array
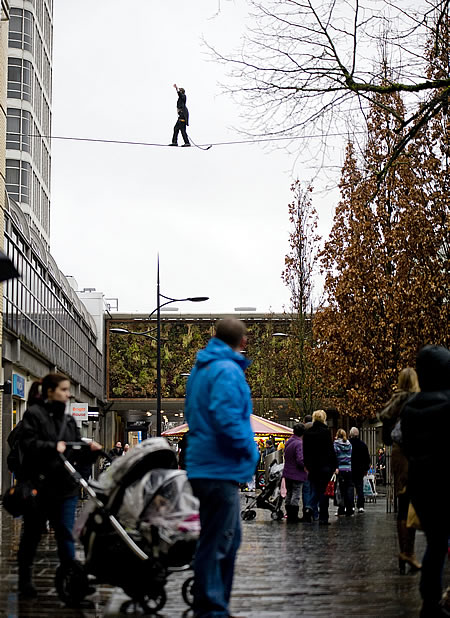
[
  {"x1": 293, "y1": 423, "x2": 305, "y2": 437},
  {"x1": 28, "y1": 373, "x2": 69, "y2": 404}
]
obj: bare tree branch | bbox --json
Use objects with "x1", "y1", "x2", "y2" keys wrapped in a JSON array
[{"x1": 210, "y1": 0, "x2": 450, "y2": 176}]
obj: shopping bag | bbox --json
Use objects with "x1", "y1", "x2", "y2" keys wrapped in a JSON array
[
  {"x1": 407, "y1": 502, "x2": 422, "y2": 530},
  {"x1": 324, "y1": 473, "x2": 336, "y2": 498},
  {"x1": 280, "y1": 477, "x2": 287, "y2": 499}
]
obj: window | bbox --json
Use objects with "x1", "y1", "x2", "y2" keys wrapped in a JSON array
[
  {"x1": 34, "y1": 26, "x2": 42, "y2": 75},
  {"x1": 33, "y1": 75, "x2": 42, "y2": 123},
  {"x1": 9, "y1": 9, "x2": 33, "y2": 52},
  {"x1": 32, "y1": 172, "x2": 41, "y2": 217},
  {"x1": 8, "y1": 58, "x2": 33, "y2": 102},
  {"x1": 7, "y1": 108, "x2": 31, "y2": 152},
  {"x1": 6, "y1": 159, "x2": 31, "y2": 204}
]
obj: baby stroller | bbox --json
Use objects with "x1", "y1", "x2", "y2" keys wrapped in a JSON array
[
  {"x1": 241, "y1": 461, "x2": 284, "y2": 521},
  {"x1": 57, "y1": 438, "x2": 199, "y2": 614}
]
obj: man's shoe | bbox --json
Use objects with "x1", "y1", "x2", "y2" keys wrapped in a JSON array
[
  {"x1": 169, "y1": 143, "x2": 178, "y2": 146},
  {"x1": 18, "y1": 581, "x2": 37, "y2": 599},
  {"x1": 300, "y1": 508, "x2": 313, "y2": 523},
  {"x1": 182, "y1": 143, "x2": 191, "y2": 147},
  {"x1": 358, "y1": 507, "x2": 365, "y2": 513}
]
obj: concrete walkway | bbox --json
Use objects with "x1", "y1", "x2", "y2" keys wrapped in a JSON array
[{"x1": 0, "y1": 495, "x2": 446, "y2": 617}]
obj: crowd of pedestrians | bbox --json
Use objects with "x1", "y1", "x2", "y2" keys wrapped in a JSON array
[
  {"x1": 3, "y1": 313, "x2": 448, "y2": 618},
  {"x1": 281, "y1": 411, "x2": 371, "y2": 525}
]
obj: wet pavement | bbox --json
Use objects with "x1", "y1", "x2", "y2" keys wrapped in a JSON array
[{"x1": 0, "y1": 494, "x2": 447, "y2": 617}]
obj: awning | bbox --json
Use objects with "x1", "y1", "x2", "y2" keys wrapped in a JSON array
[{"x1": 162, "y1": 414, "x2": 293, "y2": 438}]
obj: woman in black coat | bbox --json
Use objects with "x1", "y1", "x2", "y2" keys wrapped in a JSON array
[
  {"x1": 402, "y1": 345, "x2": 450, "y2": 618},
  {"x1": 17, "y1": 373, "x2": 101, "y2": 599}
]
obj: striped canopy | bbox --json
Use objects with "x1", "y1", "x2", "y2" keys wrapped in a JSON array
[{"x1": 162, "y1": 414, "x2": 293, "y2": 438}]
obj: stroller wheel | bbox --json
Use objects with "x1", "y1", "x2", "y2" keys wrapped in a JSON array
[
  {"x1": 55, "y1": 561, "x2": 90, "y2": 605},
  {"x1": 141, "y1": 589, "x2": 167, "y2": 613},
  {"x1": 121, "y1": 589, "x2": 167, "y2": 615},
  {"x1": 182, "y1": 576, "x2": 194, "y2": 607},
  {"x1": 241, "y1": 509, "x2": 256, "y2": 521},
  {"x1": 271, "y1": 510, "x2": 284, "y2": 521}
]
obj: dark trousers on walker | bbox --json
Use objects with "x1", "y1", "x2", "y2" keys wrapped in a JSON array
[
  {"x1": 172, "y1": 119, "x2": 189, "y2": 145},
  {"x1": 18, "y1": 496, "x2": 78, "y2": 570},
  {"x1": 308, "y1": 468, "x2": 332, "y2": 523},
  {"x1": 353, "y1": 475, "x2": 365, "y2": 509},
  {"x1": 190, "y1": 479, "x2": 241, "y2": 618},
  {"x1": 338, "y1": 471, "x2": 355, "y2": 515}
]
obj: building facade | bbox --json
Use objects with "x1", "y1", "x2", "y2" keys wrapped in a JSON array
[
  {"x1": 0, "y1": 0, "x2": 9, "y2": 504},
  {"x1": 1, "y1": 195, "x2": 104, "y2": 491},
  {"x1": 0, "y1": 0, "x2": 107, "y2": 492},
  {"x1": 6, "y1": 0, "x2": 52, "y2": 245}
]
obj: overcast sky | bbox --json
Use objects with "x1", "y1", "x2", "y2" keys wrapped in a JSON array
[{"x1": 50, "y1": 1, "x2": 340, "y2": 315}]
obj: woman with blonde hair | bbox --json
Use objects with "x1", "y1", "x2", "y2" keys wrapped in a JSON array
[
  {"x1": 334, "y1": 429, "x2": 354, "y2": 517},
  {"x1": 303, "y1": 410, "x2": 337, "y2": 524},
  {"x1": 379, "y1": 367, "x2": 421, "y2": 573}
]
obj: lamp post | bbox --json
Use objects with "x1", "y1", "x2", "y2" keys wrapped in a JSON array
[{"x1": 111, "y1": 256, "x2": 208, "y2": 437}]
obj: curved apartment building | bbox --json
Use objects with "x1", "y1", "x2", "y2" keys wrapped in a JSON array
[{"x1": 6, "y1": 0, "x2": 52, "y2": 245}]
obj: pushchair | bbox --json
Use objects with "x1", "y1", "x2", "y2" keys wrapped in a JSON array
[
  {"x1": 57, "y1": 438, "x2": 199, "y2": 614},
  {"x1": 241, "y1": 461, "x2": 284, "y2": 521}
]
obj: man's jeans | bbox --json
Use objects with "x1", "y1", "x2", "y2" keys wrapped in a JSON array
[
  {"x1": 18, "y1": 496, "x2": 78, "y2": 569},
  {"x1": 190, "y1": 479, "x2": 241, "y2": 618},
  {"x1": 308, "y1": 469, "x2": 332, "y2": 523},
  {"x1": 302, "y1": 479, "x2": 319, "y2": 519}
]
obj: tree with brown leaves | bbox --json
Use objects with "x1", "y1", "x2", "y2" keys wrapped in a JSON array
[{"x1": 313, "y1": 74, "x2": 449, "y2": 418}]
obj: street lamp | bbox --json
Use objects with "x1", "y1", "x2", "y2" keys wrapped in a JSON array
[
  {"x1": 110, "y1": 256, "x2": 208, "y2": 437},
  {"x1": 110, "y1": 327, "x2": 158, "y2": 341},
  {"x1": 153, "y1": 256, "x2": 208, "y2": 437}
]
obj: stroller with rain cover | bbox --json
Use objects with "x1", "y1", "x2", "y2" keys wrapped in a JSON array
[
  {"x1": 57, "y1": 438, "x2": 199, "y2": 614},
  {"x1": 241, "y1": 461, "x2": 284, "y2": 521}
]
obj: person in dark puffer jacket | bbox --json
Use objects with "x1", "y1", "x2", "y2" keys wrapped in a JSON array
[
  {"x1": 303, "y1": 409, "x2": 337, "y2": 525},
  {"x1": 402, "y1": 345, "x2": 450, "y2": 618},
  {"x1": 17, "y1": 374, "x2": 102, "y2": 600}
]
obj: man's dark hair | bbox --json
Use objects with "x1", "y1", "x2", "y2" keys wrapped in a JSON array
[
  {"x1": 215, "y1": 318, "x2": 247, "y2": 349},
  {"x1": 293, "y1": 423, "x2": 305, "y2": 437},
  {"x1": 304, "y1": 415, "x2": 312, "y2": 423}
]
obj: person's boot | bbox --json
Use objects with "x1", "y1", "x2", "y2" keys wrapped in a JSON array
[
  {"x1": 400, "y1": 525, "x2": 422, "y2": 571},
  {"x1": 286, "y1": 505, "x2": 299, "y2": 523},
  {"x1": 18, "y1": 565, "x2": 37, "y2": 599},
  {"x1": 299, "y1": 507, "x2": 313, "y2": 523}
]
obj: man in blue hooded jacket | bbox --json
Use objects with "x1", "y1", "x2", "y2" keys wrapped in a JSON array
[{"x1": 185, "y1": 318, "x2": 259, "y2": 618}]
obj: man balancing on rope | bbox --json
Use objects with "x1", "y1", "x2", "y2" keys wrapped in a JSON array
[{"x1": 170, "y1": 84, "x2": 190, "y2": 147}]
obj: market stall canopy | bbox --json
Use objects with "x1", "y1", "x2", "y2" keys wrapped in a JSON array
[{"x1": 162, "y1": 414, "x2": 293, "y2": 438}]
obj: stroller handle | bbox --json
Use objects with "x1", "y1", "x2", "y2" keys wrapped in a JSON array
[
  {"x1": 59, "y1": 451, "x2": 149, "y2": 562},
  {"x1": 62, "y1": 441, "x2": 112, "y2": 462}
]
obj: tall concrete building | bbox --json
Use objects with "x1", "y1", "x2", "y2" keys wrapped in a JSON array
[
  {"x1": 0, "y1": 1, "x2": 109, "y2": 492},
  {"x1": 0, "y1": 0, "x2": 10, "y2": 500},
  {"x1": 6, "y1": 0, "x2": 52, "y2": 246}
]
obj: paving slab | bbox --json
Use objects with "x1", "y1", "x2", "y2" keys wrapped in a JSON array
[{"x1": 0, "y1": 495, "x2": 447, "y2": 617}]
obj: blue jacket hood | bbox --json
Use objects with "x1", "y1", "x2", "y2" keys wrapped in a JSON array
[
  {"x1": 184, "y1": 337, "x2": 258, "y2": 484},
  {"x1": 195, "y1": 337, "x2": 251, "y2": 371}
]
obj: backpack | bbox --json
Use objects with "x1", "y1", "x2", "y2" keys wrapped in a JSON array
[{"x1": 6, "y1": 420, "x2": 25, "y2": 475}]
